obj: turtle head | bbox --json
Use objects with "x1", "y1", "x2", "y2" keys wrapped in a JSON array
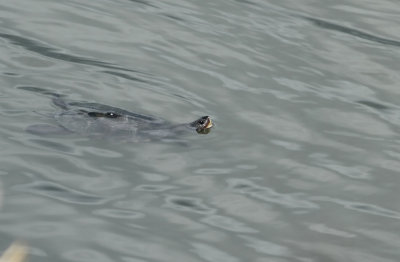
[{"x1": 190, "y1": 116, "x2": 213, "y2": 134}]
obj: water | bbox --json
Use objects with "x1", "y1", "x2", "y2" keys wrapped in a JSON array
[{"x1": 1, "y1": 0, "x2": 400, "y2": 261}]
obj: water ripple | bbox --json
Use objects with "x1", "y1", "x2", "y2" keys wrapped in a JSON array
[
  {"x1": 191, "y1": 243, "x2": 239, "y2": 262},
  {"x1": 13, "y1": 181, "x2": 105, "y2": 205},
  {"x1": 240, "y1": 235, "x2": 291, "y2": 257},
  {"x1": 312, "y1": 196, "x2": 400, "y2": 219},
  {"x1": 303, "y1": 16, "x2": 400, "y2": 47},
  {"x1": 228, "y1": 179, "x2": 319, "y2": 210},
  {"x1": 134, "y1": 184, "x2": 175, "y2": 192},
  {"x1": 0, "y1": 33, "x2": 147, "y2": 75},
  {"x1": 164, "y1": 195, "x2": 215, "y2": 214},
  {"x1": 92, "y1": 209, "x2": 144, "y2": 220},
  {"x1": 202, "y1": 215, "x2": 257, "y2": 233},
  {"x1": 62, "y1": 249, "x2": 112, "y2": 262}
]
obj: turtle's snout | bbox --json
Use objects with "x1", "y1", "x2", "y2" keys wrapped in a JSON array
[{"x1": 192, "y1": 116, "x2": 213, "y2": 134}]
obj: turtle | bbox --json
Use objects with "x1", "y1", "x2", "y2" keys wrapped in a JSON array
[{"x1": 25, "y1": 90, "x2": 213, "y2": 142}]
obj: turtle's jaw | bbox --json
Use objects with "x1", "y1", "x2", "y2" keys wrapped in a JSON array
[{"x1": 205, "y1": 118, "x2": 213, "y2": 129}]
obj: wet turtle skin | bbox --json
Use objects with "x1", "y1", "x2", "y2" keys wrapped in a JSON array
[{"x1": 27, "y1": 96, "x2": 213, "y2": 141}]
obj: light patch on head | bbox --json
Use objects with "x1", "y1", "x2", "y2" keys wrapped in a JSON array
[{"x1": 205, "y1": 118, "x2": 213, "y2": 129}]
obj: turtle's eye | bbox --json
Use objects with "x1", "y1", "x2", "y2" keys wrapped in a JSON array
[{"x1": 198, "y1": 119, "x2": 205, "y2": 125}]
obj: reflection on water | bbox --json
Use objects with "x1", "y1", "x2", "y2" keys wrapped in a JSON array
[{"x1": 1, "y1": 0, "x2": 400, "y2": 261}]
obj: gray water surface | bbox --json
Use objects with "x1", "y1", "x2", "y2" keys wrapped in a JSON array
[{"x1": 1, "y1": 0, "x2": 400, "y2": 261}]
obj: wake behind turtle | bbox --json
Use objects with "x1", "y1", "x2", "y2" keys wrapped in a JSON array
[{"x1": 24, "y1": 88, "x2": 213, "y2": 142}]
